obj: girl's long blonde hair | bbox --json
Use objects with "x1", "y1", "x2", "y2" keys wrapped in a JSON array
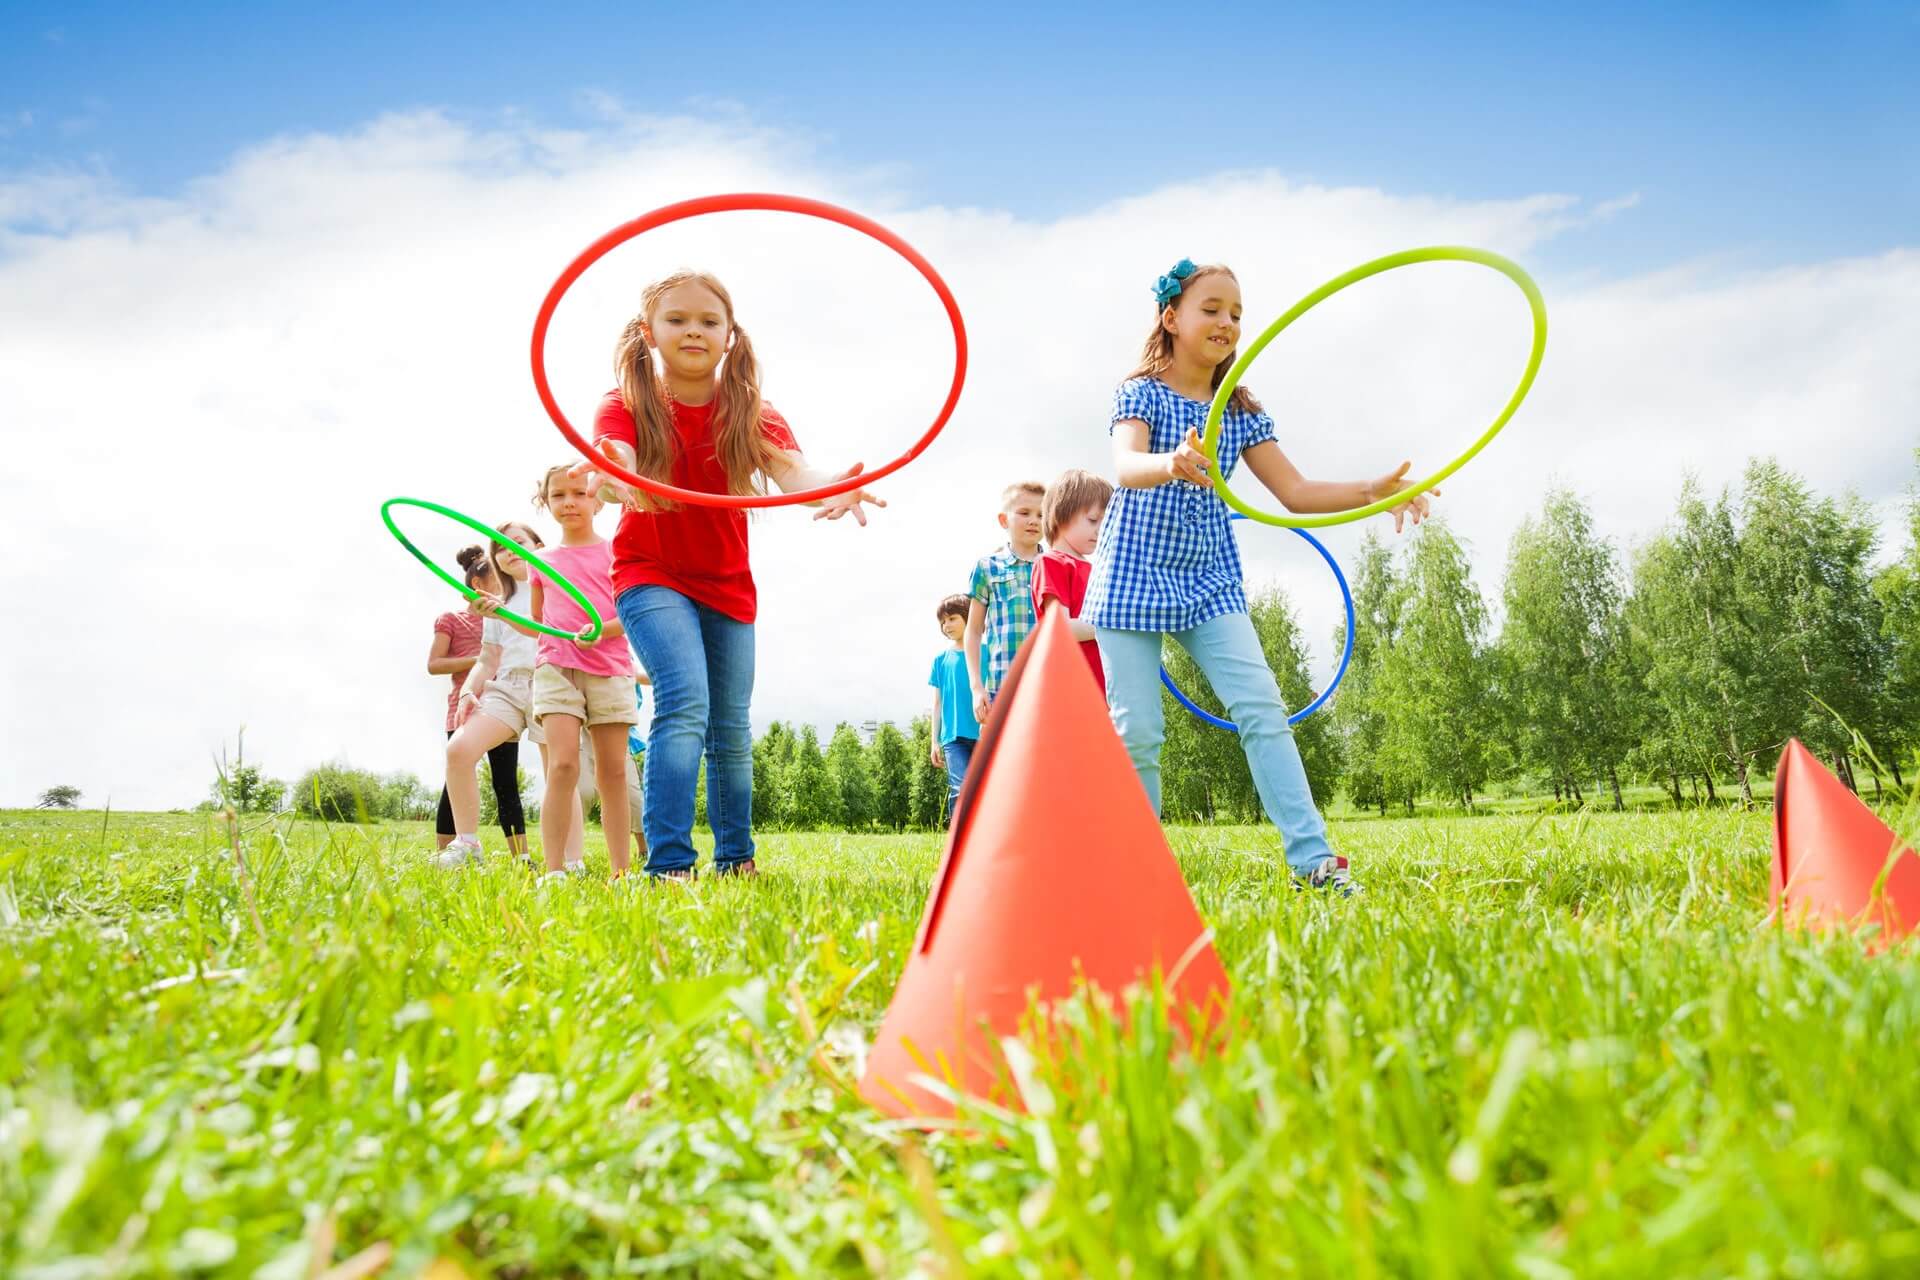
[
  {"x1": 1125, "y1": 263, "x2": 1263, "y2": 415},
  {"x1": 615, "y1": 270, "x2": 777, "y2": 512}
]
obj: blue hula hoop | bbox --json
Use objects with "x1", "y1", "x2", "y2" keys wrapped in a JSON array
[{"x1": 1159, "y1": 516, "x2": 1355, "y2": 731}]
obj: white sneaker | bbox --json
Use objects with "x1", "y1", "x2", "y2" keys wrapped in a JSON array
[{"x1": 432, "y1": 837, "x2": 483, "y2": 870}]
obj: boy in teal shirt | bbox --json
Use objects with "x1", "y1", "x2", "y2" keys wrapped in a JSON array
[{"x1": 929, "y1": 594, "x2": 983, "y2": 821}]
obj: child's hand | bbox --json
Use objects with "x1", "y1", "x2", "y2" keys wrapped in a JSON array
[
  {"x1": 1367, "y1": 461, "x2": 1438, "y2": 533},
  {"x1": 1166, "y1": 428, "x2": 1214, "y2": 487},
  {"x1": 455, "y1": 690, "x2": 480, "y2": 727},
  {"x1": 574, "y1": 625, "x2": 600, "y2": 647},
  {"x1": 571, "y1": 441, "x2": 640, "y2": 510},
  {"x1": 929, "y1": 744, "x2": 944, "y2": 768},
  {"x1": 468, "y1": 591, "x2": 504, "y2": 617},
  {"x1": 972, "y1": 689, "x2": 990, "y2": 724},
  {"x1": 814, "y1": 462, "x2": 887, "y2": 526}
]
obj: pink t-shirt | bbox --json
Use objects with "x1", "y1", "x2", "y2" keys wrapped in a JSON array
[
  {"x1": 433, "y1": 610, "x2": 483, "y2": 731},
  {"x1": 533, "y1": 540, "x2": 634, "y2": 678}
]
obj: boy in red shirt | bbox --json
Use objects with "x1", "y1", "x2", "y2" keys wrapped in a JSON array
[{"x1": 1031, "y1": 468, "x2": 1115, "y2": 694}]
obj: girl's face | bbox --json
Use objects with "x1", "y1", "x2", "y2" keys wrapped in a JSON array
[
  {"x1": 1164, "y1": 274, "x2": 1243, "y2": 370},
  {"x1": 647, "y1": 281, "x2": 732, "y2": 383},
  {"x1": 1060, "y1": 503, "x2": 1105, "y2": 558},
  {"x1": 495, "y1": 527, "x2": 540, "y2": 579},
  {"x1": 544, "y1": 472, "x2": 603, "y2": 531},
  {"x1": 466, "y1": 563, "x2": 500, "y2": 596}
]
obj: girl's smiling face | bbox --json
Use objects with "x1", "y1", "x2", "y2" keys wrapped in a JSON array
[
  {"x1": 1164, "y1": 273, "x2": 1243, "y2": 372},
  {"x1": 646, "y1": 280, "x2": 732, "y2": 384}
]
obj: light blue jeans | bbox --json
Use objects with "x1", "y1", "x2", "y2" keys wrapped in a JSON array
[
  {"x1": 1096, "y1": 613, "x2": 1335, "y2": 876},
  {"x1": 617, "y1": 585, "x2": 756, "y2": 875}
]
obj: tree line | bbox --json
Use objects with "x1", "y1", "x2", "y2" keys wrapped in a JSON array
[{"x1": 141, "y1": 453, "x2": 1915, "y2": 831}]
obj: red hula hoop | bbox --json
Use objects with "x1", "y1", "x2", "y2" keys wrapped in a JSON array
[{"x1": 530, "y1": 192, "x2": 969, "y2": 509}]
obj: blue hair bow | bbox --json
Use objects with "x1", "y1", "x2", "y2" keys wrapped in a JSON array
[{"x1": 1153, "y1": 258, "x2": 1198, "y2": 308}]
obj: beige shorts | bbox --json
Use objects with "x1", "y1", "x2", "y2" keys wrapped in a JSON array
[
  {"x1": 477, "y1": 669, "x2": 546, "y2": 745},
  {"x1": 533, "y1": 665, "x2": 641, "y2": 728}
]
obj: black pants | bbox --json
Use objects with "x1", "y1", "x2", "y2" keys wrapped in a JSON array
[{"x1": 436, "y1": 732, "x2": 525, "y2": 837}]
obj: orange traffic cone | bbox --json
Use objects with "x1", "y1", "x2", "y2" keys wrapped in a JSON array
[
  {"x1": 859, "y1": 605, "x2": 1232, "y2": 1119},
  {"x1": 1773, "y1": 738, "x2": 1920, "y2": 943}
]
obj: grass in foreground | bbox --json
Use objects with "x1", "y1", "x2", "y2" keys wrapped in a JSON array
[{"x1": 4, "y1": 806, "x2": 1920, "y2": 1278}]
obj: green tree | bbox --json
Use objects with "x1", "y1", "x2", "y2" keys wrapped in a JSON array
[
  {"x1": 1331, "y1": 532, "x2": 1408, "y2": 815},
  {"x1": 751, "y1": 733, "x2": 785, "y2": 828},
  {"x1": 36, "y1": 785, "x2": 82, "y2": 810},
  {"x1": 292, "y1": 763, "x2": 385, "y2": 822},
  {"x1": 1499, "y1": 488, "x2": 1634, "y2": 808},
  {"x1": 826, "y1": 724, "x2": 875, "y2": 831},
  {"x1": 907, "y1": 716, "x2": 946, "y2": 829},
  {"x1": 1735, "y1": 459, "x2": 1888, "y2": 791},
  {"x1": 1872, "y1": 453, "x2": 1920, "y2": 786},
  {"x1": 1375, "y1": 521, "x2": 1496, "y2": 810},
  {"x1": 1630, "y1": 477, "x2": 1769, "y2": 805},
  {"x1": 786, "y1": 725, "x2": 835, "y2": 830},
  {"x1": 869, "y1": 722, "x2": 912, "y2": 831}
]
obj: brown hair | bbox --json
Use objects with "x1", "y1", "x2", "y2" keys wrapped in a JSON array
[
  {"x1": 531, "y1": 463, "x2": 584, "y2": 511},
  {"x1": 454, "y1": 545, "x2": 497, "y2": 590},
  {"x1": 614, "y1": 271, "x2": 777, "y2": 512},
  {"x1": 1042, "y1": 469, "x2": 1115, "y2": 543},
  {"x1": 935, "y1": 594, "x2": 971, "y2": 625},
  {"x1": 488, "y1": 520, "x2": 543, "y2": 605},
  {"x1": 1126, "y1": 263, "x2": 1262, "y2": 414},
  {"x1": 1000, "y1": 481, "x2": 1046, "y2": 512}
]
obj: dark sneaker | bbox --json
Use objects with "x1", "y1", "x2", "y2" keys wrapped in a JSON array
[
  {"x1": 1296, "y1": 855, "x2": 1356, "y2": 897},
  {"x1": 714, "y1": 859, "x2": 759, "y2": 879}
]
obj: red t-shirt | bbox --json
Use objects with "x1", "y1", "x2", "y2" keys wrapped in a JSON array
[
  {"x1": 1031, "y1": 548, "x2": 1104, "y2": 693},
  {"x1": 593, "y1": 390, "x2": 799, "y2": 623},
  {"x1": 432, "y1": 610, "x2": 482, "y2": 731}
]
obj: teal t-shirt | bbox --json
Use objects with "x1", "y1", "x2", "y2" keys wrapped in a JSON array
[{"x1": 928, "y1": 648, "x2": 981, "y2": 745}]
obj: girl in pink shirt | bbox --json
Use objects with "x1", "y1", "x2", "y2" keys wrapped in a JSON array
[{"x1": 523, "y1": 464, "x2": 641, "y2": 879}]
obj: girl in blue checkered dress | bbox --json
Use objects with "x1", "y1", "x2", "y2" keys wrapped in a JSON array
[{"x1": 1083, "y1": 260, "x2": 1436, "y2": 895}]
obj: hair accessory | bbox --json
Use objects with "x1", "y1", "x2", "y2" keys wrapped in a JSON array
[{"x1": 1152, "y1": 258, "x2": 1198, "y2": 308}]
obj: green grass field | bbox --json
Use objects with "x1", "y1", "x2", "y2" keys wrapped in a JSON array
[{"x1": 5, "y1": 806, "x2": 1920, "y2": 1278}]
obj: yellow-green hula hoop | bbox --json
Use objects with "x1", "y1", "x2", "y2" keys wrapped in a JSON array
[{"x1": 1201, "y1": 246, "x2": 1547, "y2": 529}]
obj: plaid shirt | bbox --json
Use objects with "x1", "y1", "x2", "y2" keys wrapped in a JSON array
[
  {"x1": 969, "y1": 545, "x2": 1037, "y2": 697},
  {"x1": 1084, "y1": 377, "x2": 1274, "y2": 633}
]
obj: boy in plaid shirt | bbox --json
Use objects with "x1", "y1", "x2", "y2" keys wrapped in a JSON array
[{"x1": 964, "y1": 481, "x2": 1044, "y2": 724}]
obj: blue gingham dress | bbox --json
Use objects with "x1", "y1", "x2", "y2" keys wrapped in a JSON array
[{"x1": 1083, "y1": 377, "x2": 1275, "y2": 633}]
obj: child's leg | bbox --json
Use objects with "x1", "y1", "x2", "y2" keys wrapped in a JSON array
[
  {"x1": 435, "y1": 732, "x2": 456, "y2": 849},
  {"x1": 1093, "y1": 627, "x2": 1171, "y2": 813},
  {"x1": 445, "y1": 714, "x2": 516, "y2": 837},
  {"x1": 588, "y1": 722, "x2": 632, "y2": 875},
  {"x1": 487, "y1": 738, "x2": 526, "y2": 856},
  {"x1": 1174, "y1": 613, "x2": 1334, "y2": 876},
  {"x1": 540, "y1": 714, "x2": 584, "y2": 872},
  {"x1": 943, "y1": 736, "x2": 975, "y2": 820},
  {"x1": 626, "y1": 750, "x2": 647, "y2": 862},
  {"x1": 618, "y1": 587, "x2": 711, "y2": 875},
  {"x1": 696, "y1": 601, "x2": 757, "y2": 868}
]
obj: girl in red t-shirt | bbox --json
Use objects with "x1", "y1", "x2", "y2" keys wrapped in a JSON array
[{"x1": 574, "y1": 270, "x2": 883, "y2": 879}]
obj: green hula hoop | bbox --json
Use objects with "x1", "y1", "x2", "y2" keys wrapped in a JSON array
[
  {"x1": 1201, "y1": 246, "x2": 1547, "y2": 529},
  {"x1": 380, "y1": 497, "x2": 603, "y2": 643}
]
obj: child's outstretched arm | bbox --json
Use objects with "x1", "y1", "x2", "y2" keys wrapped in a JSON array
[
  {"x1": 1242, "y1": 442, "x2": 1436, "y2": 534},
  {"x1": 929, "y1": 689, "x2": 945, "y2": 767},
  {"x1": 571, "y1": 439, "x2": 642, "y2": 509},
  {"x1": 1113, "y1": 420, "x2": 1214, "y2": 489},
  {"x1": 764, "y1": 449, "x2": 886, "y2": 525}
]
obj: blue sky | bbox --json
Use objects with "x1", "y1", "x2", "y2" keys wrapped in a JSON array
[{"x1": 5, "y1": 1, "x2": 1916, "y2": 275}]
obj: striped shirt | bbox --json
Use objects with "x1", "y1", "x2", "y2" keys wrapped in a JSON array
[{"x1": 1083, "y1": 377, "x2": 1274, "y2": 633}]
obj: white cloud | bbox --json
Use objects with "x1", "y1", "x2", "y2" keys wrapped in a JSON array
[{"x1": 2, "y1": 108, "x2": 1915, "y2": 810}]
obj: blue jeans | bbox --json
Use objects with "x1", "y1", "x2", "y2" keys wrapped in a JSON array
[
  {"x1": 1096, "y1": 613, "x2": 1334, "y2": 876},
  {"x1": 941, "y1": 736, "x2": 976, "y2": 822},
  {"x1": 617, "y1": 586, "x2": 756, "y2": 874}
]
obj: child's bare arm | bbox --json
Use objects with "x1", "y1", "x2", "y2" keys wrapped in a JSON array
[
  {"x1": 1241, "y1": 442, "x2": 1436, "y2": 533},
  {"x1": 965, "y1": 600, "x2": 990, "y2": 720},
  {"x1": 929, "y1": 690, "x2": 945, "y2": 766},
  {"x1": 765, "y1": 448, "x2": 886, "y2": 525},
  {"x1": 1112, "y1": 419, "x2": 1211, "y2": 489}
]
